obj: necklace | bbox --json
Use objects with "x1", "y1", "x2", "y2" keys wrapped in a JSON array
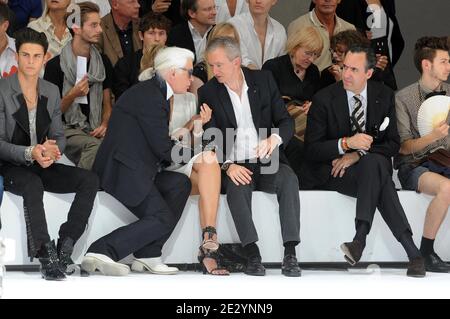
[{"x1": 23, "y1": 91, "x2": 38, "y2": 106}]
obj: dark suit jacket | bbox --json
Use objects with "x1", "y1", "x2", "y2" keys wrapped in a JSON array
[
  {"x1": 167, "y1": 21, "x2": 196, "y2": 61},
  {"x1": 92, "y1": 75, "x2": 173, "y2": 207},
  {"x1": 113, "y1": 49, "x2": 143, "y2": 99},
  {"x1": 167, "y1": 22, "x2": 214, "y2": 64},
  {"x1": 300, "y1": 81, "x2": 400, "y2": 189},
  {"x1": 198, "y1": 68, "x2": 294, "y2": 164}
]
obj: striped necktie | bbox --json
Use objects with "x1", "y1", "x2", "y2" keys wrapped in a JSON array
[{"x1": 351, "y1": 94, "x2": 365, "y2": 133}]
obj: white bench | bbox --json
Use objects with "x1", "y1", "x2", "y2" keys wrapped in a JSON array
[{"x1": 1, "y1": 189, "x2": 449, "y2": 266}]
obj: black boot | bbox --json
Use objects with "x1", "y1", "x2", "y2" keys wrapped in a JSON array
[
  {"x1": 38, "y1": 241, "x2": 66, "y2": 281},
  {"x1": 57, "y1": 237, "x2": 76, "y2": 275}
]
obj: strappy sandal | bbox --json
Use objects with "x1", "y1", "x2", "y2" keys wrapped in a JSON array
[
  {"x1": 201, "y1": 226, "x2": 220, "y2": 251},
  {"x1": 198, "y1": 246, "x2": 230, "y2": 276}
]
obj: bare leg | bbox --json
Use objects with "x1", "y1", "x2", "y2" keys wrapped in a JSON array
[
  {"x1": 191, "y1": 151, "x2": 220, "y2": 233},
  {"x1": 417, "y1": 172, "x2": 450, "y2": 239},
  {"x1": 191, "y1": 151, "x2": 228, "y2": 275}
]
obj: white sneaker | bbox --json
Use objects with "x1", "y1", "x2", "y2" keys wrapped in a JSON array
[
  {"x1": 131, "y1": 257, "x2": 179, "y2": 275},
  {"x1": 81, "y1": 253, "x2": 130, "y2": 276}
]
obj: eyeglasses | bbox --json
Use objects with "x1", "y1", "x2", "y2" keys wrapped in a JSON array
[
  {"x1": 301, "y1": 49, "x2": 320, "y2": 59},
  {"x1": 178, "y1": 67, "x2": 194, "y2": 77}
]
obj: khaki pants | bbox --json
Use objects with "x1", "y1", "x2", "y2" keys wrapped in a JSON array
[{"x1": 64, "y1": 128, "x2": 102, "y2": 170}]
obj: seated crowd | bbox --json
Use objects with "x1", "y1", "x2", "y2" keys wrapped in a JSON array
[{"x1": 0, "y1": 0, "x2": 449, "y2": 282}]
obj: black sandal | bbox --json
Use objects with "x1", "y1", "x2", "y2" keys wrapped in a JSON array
[{"x1": 198, "y1": 247, "x2": 230, "y2": 276}]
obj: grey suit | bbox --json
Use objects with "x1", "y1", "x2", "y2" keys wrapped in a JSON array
[{"x1": 0, "y1": 73, "x2": 65, "y2": 166}]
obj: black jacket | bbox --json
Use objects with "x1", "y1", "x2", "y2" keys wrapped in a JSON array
[
  {"x1": 300, "y1": 81, "x2": 400, "y2": 189},
  {"x1": 198, "y1": 68, "x2": 294, "y2": 164},
  {"x1": 92, "y1": 75, "x2": 174, "y2": 207},
  {"x1": 112, "y1": 49, "x2": 143, "y2": 99}
]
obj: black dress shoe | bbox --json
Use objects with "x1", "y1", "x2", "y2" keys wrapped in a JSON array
[
  {"x1": 245, "y1": 256, "x2": 266, "y2": 276},
  {"x1": 424, "y1": 252, "x2": 450, "y2": 273},
  {"x1": 407, "y1": 257, "x2": 426, "y2": 278},
  {"x1": 340, "y1": 240, "x2": 364, "y2": 266},
  {"x1": 281, "y1": 254, "x2": 301, "y2": 277}
]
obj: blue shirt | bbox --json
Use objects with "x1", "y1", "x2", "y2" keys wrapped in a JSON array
[{"x1": 8, "y1": 0, "x2": 43, "y2": 31}]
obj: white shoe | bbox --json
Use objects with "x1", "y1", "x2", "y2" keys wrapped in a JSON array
[
  {"x1": 81, "y1": 253, "x2": 130, "y2": 276},
  {"x1": 131, "y1": 257, "x2": 179, "y2": 275}
]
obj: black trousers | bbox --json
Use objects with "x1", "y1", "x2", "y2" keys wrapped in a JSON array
[
  {"x1": 322, "y1": 153, "x2": 411, "y2": 240},
  {"x1": 87, "y1": 171, "x2": 191, "y2": 261},
  {"x1": 1, "y1": 163, "x2": 99, "y2": 257},
  {"x1": 222, "y1": 162, "x2": 301, "y2": 247}
]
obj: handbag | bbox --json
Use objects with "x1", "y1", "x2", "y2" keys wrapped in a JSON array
[{"x1": 427, "y1": 148, "x2": 450, "y2": 168}]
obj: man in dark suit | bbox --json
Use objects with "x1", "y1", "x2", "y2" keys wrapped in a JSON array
[
  {"x1": 198, "y1": 37, "x2": 301, "y2": 277},
  {"x1": 301, "y1": 45, "x2": 425, "y2": 277},
  {"x1": 81, "y1": 47, "x2": 195, "y2": 276},
  {"x1": 167, "y1": 0, "x2": 216, "y2": 64}
]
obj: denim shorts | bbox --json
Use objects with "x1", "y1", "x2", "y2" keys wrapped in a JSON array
[{"x1": 397, "y1": 164, "x2": 430, "y2": 192}]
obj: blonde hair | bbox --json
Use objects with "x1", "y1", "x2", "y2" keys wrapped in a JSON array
[
  {"x1": 140, "y1": 43, "x2": 166, "y2": 74},
  {"x1": 203, "y1": 23, "x2": 240, "y2": 81},
  {"x1": 286, "y1": 26, "x2": 323, "y2": 57}
]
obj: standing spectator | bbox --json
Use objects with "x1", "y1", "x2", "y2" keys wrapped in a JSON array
[
  {"x1": 215, "y1": 0, "x2": 248, "y2": 23},
  {"x1": 229, "y1": 0, "x2": 286, "y2": 69}
]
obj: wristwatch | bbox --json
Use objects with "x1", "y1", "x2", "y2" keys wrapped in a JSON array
[
  {"x1": 24, "y1": 145, "x2": 35, "y2": 165},
  {"x1": 221, "y1": 161, "x2": 232, "y2": 172}
]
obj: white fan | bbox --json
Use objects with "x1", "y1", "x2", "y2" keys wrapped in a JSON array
[{"x1": 417, "y1": 95, "x2": 450, "y2": 137}]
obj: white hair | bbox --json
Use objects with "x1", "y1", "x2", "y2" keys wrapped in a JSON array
[{"x1": 154, "y1": 47, "x2": 195, "y2": 77}]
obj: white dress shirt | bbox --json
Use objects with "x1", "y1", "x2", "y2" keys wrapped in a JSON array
[
  {"x1": 214, "y1": 0, "x2": 249, "y2": 23},
  {"x1": 0, "y1": 35, "x2": 17, "y2": 78},
  {"x1": 188, "y1": 21, "x2": 213, "y2": 62},
  {"x1": 338, "y1": 84, "x2": 368, "y2": 154},
  {"x1": 228, "y1": 12, "x2": 286, "y2": 69},
  {"x1": 224, "y1": 74, "x2": 259, "y2": 161}
]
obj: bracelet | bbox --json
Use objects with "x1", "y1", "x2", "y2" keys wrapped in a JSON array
[
  {"x1": 342, "y1": 137, "x2": 349, "y2": 151},
  {"x1": 24, "y1": 145, "x2": 35, "y2": 164}
]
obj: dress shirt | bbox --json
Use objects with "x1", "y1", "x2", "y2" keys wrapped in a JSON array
[{"x1": 228, "y1": 12, "x2": 286, "y2": 69}]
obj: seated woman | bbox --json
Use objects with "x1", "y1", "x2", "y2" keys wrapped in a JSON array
[
  {"x1": 262, "y1": 26, "x2": 322, "y2": 177},
  {"x1": 139, "y1": 45, "x2": 229, "y2": 276},
  {"x1": 28, "y1": 0, "x2": 72, "y2": 60},
  {"x1": 189, "y1": 22, "x2": 240, "y2": 97},
  {"x1": 320, "y1": 30, "x2": 370, "y2": 90}
]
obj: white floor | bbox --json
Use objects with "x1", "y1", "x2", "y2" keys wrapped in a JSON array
[{"x1": 2, "y1": 268, "x2": 450, "y2": 299}]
